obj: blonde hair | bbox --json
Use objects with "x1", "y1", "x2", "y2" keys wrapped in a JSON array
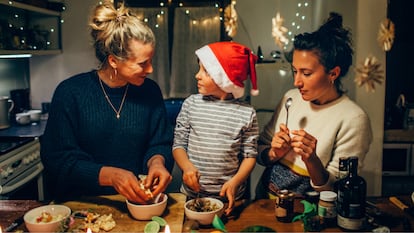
[{"x1": 89, "y1": 1, "x2": 155, "y2": 66}]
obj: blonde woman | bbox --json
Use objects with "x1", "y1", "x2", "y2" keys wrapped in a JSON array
[{"x1": 41, "y1": 1, "x2": 173, "y2": 203}]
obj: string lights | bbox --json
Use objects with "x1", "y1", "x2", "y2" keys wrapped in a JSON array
[
  {"x1": 4, "y1": 0, "x2": 62, "y2": 50},
  {"x1": 273, "y1": 1, "x2": 311, "y2": 51},
  {"x1": 131, "y1": 1, "x2": 222, "y2": 30}
]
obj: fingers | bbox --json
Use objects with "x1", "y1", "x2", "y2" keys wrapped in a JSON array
[
  {"x1": 183, "y1": 170, "x2": 201, "y2": 192},
  {"x1": 114, "y1": 176, "x2": 150, "y2": 204},
  {"x1": 290, "y1": 129, "x2": 317, "y2": 159}
]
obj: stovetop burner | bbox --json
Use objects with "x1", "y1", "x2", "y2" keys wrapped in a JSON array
[{"x1": 0, "y1": 136, "x2": 35, "y2": 155}]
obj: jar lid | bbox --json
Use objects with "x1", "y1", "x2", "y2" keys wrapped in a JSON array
[
  {"x1": 305, "y1": 191, "x2": 319, "y2": 197},
  {"x1": 319, "y1": 191, "x2": 337, "y2": 202}
]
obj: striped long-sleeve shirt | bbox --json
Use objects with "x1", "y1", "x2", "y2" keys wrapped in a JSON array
[{"x1": 173, "y1": 94, "x2": 258, "y2": 199}]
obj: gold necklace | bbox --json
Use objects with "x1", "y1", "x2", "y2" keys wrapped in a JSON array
[{"x1": 99, "y1": 78, "x2": 129, "y2": 119}]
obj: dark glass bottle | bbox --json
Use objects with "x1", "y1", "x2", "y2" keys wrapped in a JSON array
[
  {"x1": 338, "y1": 157, "x2": 349, "y2": 179},
  {"x1": 336, "y1": 156, "x2": 366, "y2": 231},
  {"x1": 334, "y1": 157, "x2": 349, "y2": 193}
]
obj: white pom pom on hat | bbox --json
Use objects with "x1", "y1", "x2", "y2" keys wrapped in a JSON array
[{"x1": 195, "y1": 41, "x2": 259, "y2": 99}]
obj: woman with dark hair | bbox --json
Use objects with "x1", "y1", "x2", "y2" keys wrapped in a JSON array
[{"x1": 257, "y1": 12, "x2": 372, "y2": 197}]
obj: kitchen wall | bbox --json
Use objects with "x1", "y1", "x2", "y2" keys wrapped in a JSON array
[
  {"x1": 25, "y1": 0, "x2": 386, "y2": 195},
  {"x1": 0, "y1": 58, "x2": 30, "y2": 96},
  {"x1": 29, "y1": 0, "x2": 98, "y2": 109}
]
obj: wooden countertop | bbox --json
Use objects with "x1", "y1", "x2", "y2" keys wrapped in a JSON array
[
  {"x1": 1, "y1": 194, "x2": 413, "y2": 232},
  {"x1": 0, "y1": 193, "x2": 186, "y2": 233},
  {"x1": 194, "y1": 196, "x2": 414, "y2": 232}
]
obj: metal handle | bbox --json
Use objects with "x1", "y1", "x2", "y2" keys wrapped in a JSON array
[{"x1": 8, "y1": 99, "x2": 14, "y2": 113}]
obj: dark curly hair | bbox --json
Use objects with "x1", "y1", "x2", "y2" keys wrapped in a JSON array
[{"x1": 293, "y1": 12, "x2": 353, "y2": 95}]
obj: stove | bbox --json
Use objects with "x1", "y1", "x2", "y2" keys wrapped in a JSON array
[
  {"x1": 0, "y1": 137, "x2": 34, "y2": 157},
  {"x1": 0, "y1": 136, "x2": 43, "y2": 200}
]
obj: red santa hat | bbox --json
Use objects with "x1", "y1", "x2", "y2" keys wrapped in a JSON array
[{"x1": 195, "y1": 41, "x2": 259, "y2": 99}]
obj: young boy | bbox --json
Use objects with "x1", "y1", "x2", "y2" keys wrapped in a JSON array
[{"x1": 173, "y1": 41, "x2": 259, "y2": 215}]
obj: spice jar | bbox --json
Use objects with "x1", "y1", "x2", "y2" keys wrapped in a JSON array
[
  {"x1": 275, "y1": 189, "x2": 295, "y2": 222},
  {"x1": 318, "y1": 191, "x2": 337, "y2": 228},
  {"x1": 305, "y1": 191, "x2": 320, "y2": 205}
]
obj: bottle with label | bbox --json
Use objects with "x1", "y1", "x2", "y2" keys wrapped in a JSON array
[
  {"x1": 336, "y1": 156, "x2": 366, "y2": 231},
  {"x1": 338, "y1": 157, "x2": 349, "y2": 179},
  {"x1": 334, "y1": 157, "x2": 349, "y2": 192}
]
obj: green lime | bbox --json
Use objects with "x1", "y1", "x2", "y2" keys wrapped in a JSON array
[
  {"x1": 151, "y1": 216, "x2": 167, "y2": 227},
  {"x1": 144, "y1": 221, "x2": 160, "y2": 233}
]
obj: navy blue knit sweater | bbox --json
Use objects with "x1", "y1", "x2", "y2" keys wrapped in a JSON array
[{"x1": 40, "y1": 70, "x2": 173, "y2": 199}]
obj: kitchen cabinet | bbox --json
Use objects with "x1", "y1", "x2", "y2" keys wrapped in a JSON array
[
  {"x1": 0, "y1": 0, "x2": 62, "y2": 55},
  {"x1": 382, "y1": 130, "x2": 414, "y2": 196}
]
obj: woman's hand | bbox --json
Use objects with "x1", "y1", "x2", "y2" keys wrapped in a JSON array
[
  {"x1": 182, "y1": 165, "x2": 201, "y2": 193},
  {"x1": 100, "y1": 167, "x2": 154, "y2": 204},
  {"x1": 290, "y1": 129, "x2": 329, "y2": 186},
  {"x1": 269, "y1": 124, "x2": 292, "y2": 161},
  {"x1": 290, "y1": 129, "x2": 318, "y2": 161},
  {"x1": 146, "y1": 155, "x2": 172, "y2": 199}
]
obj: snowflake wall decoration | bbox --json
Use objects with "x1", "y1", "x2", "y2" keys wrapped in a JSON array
[
  {"x1": 354, "y1": 55, "x2": 384, "y2": 93},
  {"x1": 224, "y1": 1, "x2": 238, "y2": 38},
  {"x1": 377, "y1": 18, "x2": 395, "y2": 52},
  {"x1": 271, "y1": 12, "x2": 288, "y2": 49}
]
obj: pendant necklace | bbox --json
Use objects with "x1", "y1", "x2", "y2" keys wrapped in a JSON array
[{"x1": 99, "y1": 77, "x2": 129, "y2": 119}]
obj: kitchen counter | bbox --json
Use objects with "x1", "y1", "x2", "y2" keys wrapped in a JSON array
[
  {"x1": 0, "y1": 193, "x2": 186, "y2": 233},
  {"x1": 2, "y1": 194, "x2": 413, "y2": 232},
  {"x1": 0, "y1": 119, "x2": 46, "y2": 137}
]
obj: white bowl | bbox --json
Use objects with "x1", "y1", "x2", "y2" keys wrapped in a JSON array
[
  {"x1": 184, "y1": 197, "x2": 224, "y2": 225},
  {"x1": 24, "y1": 204, "x2": 71, "y2": 232},
  {"x1": 15, "y1": 112, "x2": 31, "y2": 125},
  {"x1": 27, "y1": 109, "x2": 42, "y2": 122},
  {"x1": 126, "y1": 193, "x2": 168, "y2": 220}
]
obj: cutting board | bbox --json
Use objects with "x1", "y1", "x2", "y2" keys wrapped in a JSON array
[{"x1": 59, "y1": 193, "x2": 186, "y2": 232}]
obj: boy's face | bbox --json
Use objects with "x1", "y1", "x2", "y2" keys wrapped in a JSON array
[{"x1": 195, "y1": 62, "x2": 226, "y2": 97}]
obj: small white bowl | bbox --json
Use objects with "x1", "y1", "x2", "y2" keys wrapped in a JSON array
[
  {"x1": 184, "y1": 197, "x2": 224, "y2": 225},
  {"x1": 126, "y1": 193, "x2": 168, "y2": 220},
  {"x1": 24, "y1": 204, "x2": 71, "y2": 232},
  {"x1": 15, "y1": 112, "x2": 31, "y2": 125},
  {"x1": 27, "y1": 109, "x2": 42, "y2": 122}
]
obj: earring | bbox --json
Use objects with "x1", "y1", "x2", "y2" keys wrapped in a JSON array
[{"x1": 110, "y1": 68, "x2": 117, "y2": 81}]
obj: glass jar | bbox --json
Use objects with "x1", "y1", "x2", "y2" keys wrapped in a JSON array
[{"x1": 318, "y1": 191, "x2": 337, "y2": 228}]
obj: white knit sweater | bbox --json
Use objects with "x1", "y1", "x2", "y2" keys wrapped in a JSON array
[{"x1": 258, "y1": 88, "x2": 372, "y2": 191}]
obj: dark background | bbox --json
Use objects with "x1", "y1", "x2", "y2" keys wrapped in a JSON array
[{"x1": 385, "y1": 0, "x2": 414, "y2": 129}]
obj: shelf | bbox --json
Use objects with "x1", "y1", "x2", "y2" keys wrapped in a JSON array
[
  {"x1": 0, "y1": 0, "x2": 60, "y2": 16},
  {"x1": 0, "y1": 49, "x2": 61, "y2": 57},
  {"x1": 384, "y1": 129, "x2": 414, "y2": 143},
  {"x1": 0, "y1": 0, "x2": 62, "y2": 55}
]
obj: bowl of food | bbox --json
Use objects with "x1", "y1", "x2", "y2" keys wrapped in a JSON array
[
  {"x1": 24, "y1": 204, "x2": 71, "y2": 232},
  {"x1": 184, "y1": 197, "x2": 224, "y2": 225},
  {"x1": 126, "y1": 193, "x2": 168, "y2": 220}
]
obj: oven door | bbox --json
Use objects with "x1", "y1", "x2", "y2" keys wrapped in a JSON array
[
  {"x1": 0, "y1": 162, "x2": 43, "y2": 197},
  {"x1": 0, "y1": 138, "x2": 44, "y2": 200},
  {"x1": 382, "y1": 143, "x2": 412, "y2": 176}
]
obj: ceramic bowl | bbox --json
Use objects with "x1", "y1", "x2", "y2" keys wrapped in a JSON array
[
  {"x1": 24, "y1": 204, "x2": 71, "y2": 232},
  {"x1": 184, "y1": 197, "x2": 224, "y2": 225},
  {"x1": 27, "y1": 109, "x2": 42, "y2": 122},
  {"x1": 126, "y1": 193, "x2": 168, "y2": 220},
  {"x1": 15, "y1": 112, "x2": 31, "y2": 125}
]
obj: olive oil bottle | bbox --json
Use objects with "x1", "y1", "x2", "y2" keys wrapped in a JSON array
[{"x1": 336, "y1": 156, "x2": 366, "y2": 231}]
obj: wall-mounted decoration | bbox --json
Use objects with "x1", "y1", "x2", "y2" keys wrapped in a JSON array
[
  {"x1": 271, "y1": 12, "x2": 288, "y2": 50},
  {"x1": 377, "y1": 18, "x2": 395, "y2": 52},
  {"x1": 224, "y1": 0, "x2": 237, "y2": 38},
  {"x1": 354, "y1": 55, "x2": 384, "y2": 92}
]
